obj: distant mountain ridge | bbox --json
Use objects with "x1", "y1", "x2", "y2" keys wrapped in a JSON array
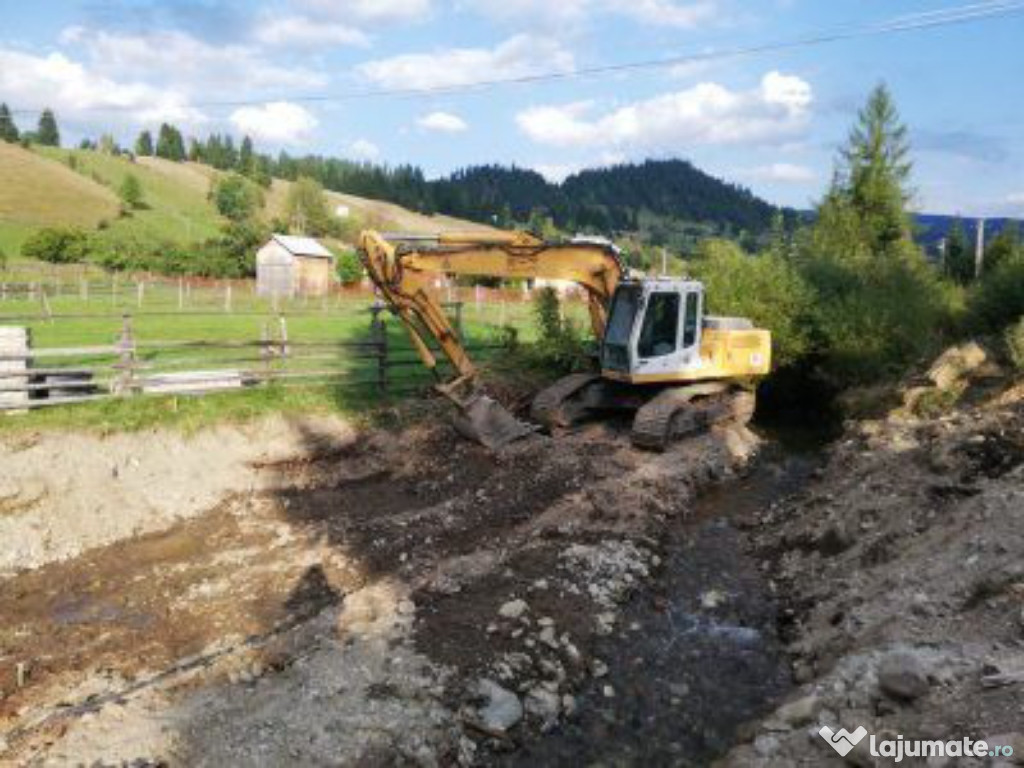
[{"x1": 429, "y1": 160, "x2": 782, "y2": 243}]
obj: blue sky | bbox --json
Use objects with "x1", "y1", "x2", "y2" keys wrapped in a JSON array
[{"x1": 1, "y1": 0, "x2": 1022, "y2": 216}]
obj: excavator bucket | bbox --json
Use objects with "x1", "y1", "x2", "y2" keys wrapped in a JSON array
[{"x1": 451, "y1": 394, "x2": 537, "y2": 450}]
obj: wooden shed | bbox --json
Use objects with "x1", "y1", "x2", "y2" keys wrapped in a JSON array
[{"x1": 256, "y1": 235, "x2": 335, "y2": 298}]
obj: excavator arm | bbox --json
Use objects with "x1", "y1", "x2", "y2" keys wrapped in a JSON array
[{"x1": 357, "y1": 229, "x2": 624, "y2": 447}]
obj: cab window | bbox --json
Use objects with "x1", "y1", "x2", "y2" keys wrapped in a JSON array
[
  {"x1": 638, "y1": 293, "x2": 680, "y2": 358},
  {"x1": 682, "y1": 291, "x2": 700, "y2": 348}
]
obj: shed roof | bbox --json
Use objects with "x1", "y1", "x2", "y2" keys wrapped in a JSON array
[{"x1": 270, "y1": 234, "x2": 333, "y2": 259}]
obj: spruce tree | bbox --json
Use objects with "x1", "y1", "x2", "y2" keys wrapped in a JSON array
[
  {"x1": 943, "y1": 219, "x2": 974, "y2": 284},
  {"x1": 135, "y1": 130, "x2": 154, "y2": 157},
  {"x1": 36, "y1": 109, "x2": 60, "y2": 146},
  {"x1": 156, "y1": 123, "x2": 186, "y2": 161},
  {"x1": 836, "y1": 83, "x2": 913, "y2": 252},
  {"x1": 0, "y1": 104, "x2": 19, "y2": 143}
]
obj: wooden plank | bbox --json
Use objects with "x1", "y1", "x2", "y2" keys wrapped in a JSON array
[{"x1": 0, "y1": 327, "x2": 29, "y2": 411}]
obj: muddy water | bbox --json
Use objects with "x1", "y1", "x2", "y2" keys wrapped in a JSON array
[{"x1": 506, "y1": 432, "x2": 824, "y2": 766}]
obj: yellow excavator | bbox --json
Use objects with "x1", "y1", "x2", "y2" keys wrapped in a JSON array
[{"x1": 358, "y1": 229, "x2": 771, "y2": 450}]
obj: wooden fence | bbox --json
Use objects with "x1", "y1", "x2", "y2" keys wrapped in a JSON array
[{"x1": 0, "y1": 304, "x2": 509, "y2": 412}]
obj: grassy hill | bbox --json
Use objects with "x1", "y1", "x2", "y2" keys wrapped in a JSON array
[
  {"x1": 0, "y1": 143, "x2": 120, "y2": 256},
  {"x1": 0, "y1": 145, "x2": 495, "y2": 268}
]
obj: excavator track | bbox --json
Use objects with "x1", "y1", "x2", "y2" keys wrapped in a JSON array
[
  {"x1": 530, "y1": 373, "x2": 603, "y2": 430},
  {"x1": 631, "y1": 383, "x2": 755, "y2": 451}
]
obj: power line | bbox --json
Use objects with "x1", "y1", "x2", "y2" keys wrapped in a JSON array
[{"x1": 8, "y1": 0, "x2": 1024, "y2": 116}]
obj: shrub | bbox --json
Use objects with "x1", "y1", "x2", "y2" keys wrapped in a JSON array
[
  {"x1": 335, "y1": 249, "x2": 363, "y2": 285},
  {"x1": 211, "y1": 173, "x2": 263, "y2": 222},
  {"x1": 691, "y1": 238, "x2": 814, "y2": 368},
  {"x1": 118, "y1": 173, "x2": 144, "y2": 209},
  {"x1": 1006, "y1": 318, "x2": 1024, "y2": 371},
  {"x1": 21, "y1": 227, "x2": 89, "y2": 264},
  {"x1": 968, "y1": 252, "x2": 1024, "y2": 334},
  {"x1": 0, "y1": 246, "x2": 7, "y2": 271},
  {"x1": 530, "y1": 286, "x2": 589, "y2": 371}
]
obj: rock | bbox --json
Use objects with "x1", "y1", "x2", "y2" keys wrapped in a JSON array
[
  {"x1": 775, "y1": 694, "x2": 821, "y2": 726},
  {"x1": 753, "y1": 733, "x2": 781, "y2": 758},
  {"x1": 498, "y1": 599, "x2": 528, "y2": 620},
  {"x1": 877, "y1": 651, "x2": 931, "y2": 701},
  {"x1": 700, "y1": 589, "x2": 727, "y2": 609},
  {"x1": 397, "y1": 599, "x2": 416, "y2": 616},
  {"x1": 525, "y1": 687, "x2": 561, "y2": 722},
  {"x1": 475, "y1": 679, "x2": 523, "y2": 732},
  {"x1": 591, "y1": 659, "x2": 609, "y2": 678},
  {"x1": 561, "y1": 694, "x2": 577, "y2": 716},
  {"x1": 602, "y1": 684, "x2": 615, "y2": 698},
  {"x1": 538, "y1": 627, "x2": 559, "y2": 649},
  {"x1": 537, "y1": 617, "x2": 555, "y2": 627}
]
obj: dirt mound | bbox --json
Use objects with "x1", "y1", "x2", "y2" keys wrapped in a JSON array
[
  {"x1": 0, "y1": 415, "x2": 357, "y2": 575},
  {"x1": 722, "y1": 383, "x2": 1024, "y2": 766}
]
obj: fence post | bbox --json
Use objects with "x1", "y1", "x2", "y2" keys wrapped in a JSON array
[
  {"x1": 278, "y1": 315, "x2": 289, "y2": 369},
  {"x1": 224, "y1": 284, "x2": 232, "y2": 313},
  {"x1": 137, "y1": 281, "x2": 144, "y2": 309},
  {"x1": 178, "y1": 278, "x2": 184, "y2": 311},
  {"x1": 261, "y1": 322, "x2": 272, "y2": 381},
  {"x1": 370, "y1": 305, "x2": 389, "y2": 395},
  {"x1": 115, "y1": 313, "x2": 137, "y2": 395}
]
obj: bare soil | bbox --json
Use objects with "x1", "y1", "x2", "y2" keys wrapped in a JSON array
[{"x1": 0, "y1": 411, "x2": 761, "y2": 765}]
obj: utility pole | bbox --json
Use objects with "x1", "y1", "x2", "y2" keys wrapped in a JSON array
[
  {"x1": 660, "y1": 248, "x2": 668, "y2": 276},
  {"x1": 975, "y1": 218, "x2": 986, "y2": 278}
]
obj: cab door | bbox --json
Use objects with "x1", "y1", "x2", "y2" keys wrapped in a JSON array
[{"x1": 679, "y1": 288, "x2": 703, "y2": 367}]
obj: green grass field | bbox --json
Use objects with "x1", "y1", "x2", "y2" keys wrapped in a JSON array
[{"x1": 0, "y1": 277, "x2": 562, "y2": 435}]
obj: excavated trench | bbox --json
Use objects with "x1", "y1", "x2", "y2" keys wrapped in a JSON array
[{"x1": 0, "y1": 407, "x2": 838, "y2": 765}]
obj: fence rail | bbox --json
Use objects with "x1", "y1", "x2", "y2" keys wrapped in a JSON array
[{"x1": 0, "y1": 304, "x2": 511, "y2": 412}]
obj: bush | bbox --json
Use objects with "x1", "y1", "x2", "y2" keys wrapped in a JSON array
[
  {"x1": 1006, "y1": 318, "x2": 1024, "y2": 371},
  {"x1": 691, "y1": 239, "x2": 814, "y2": 368},
  {"x1": 211, "y1": 173, "x2": 263, "y2": 222},
  {"x1": 530, "y1": 286, "x2": 589, "y2": 371},
  {"x1": 21, "y1": 227, "x2": 89, "y2": 264},
  {"x1": 968, "y1": 252, "x2": 1024, "y2": 334},
  {"x1": 335, "y1": 248, "x2": 363, "y2": 285},
  {"x1": 0, "y1": 246, "x2": 7, "y2": 271},
  {"x1": 118, "y1": 173, "x2": 144, "y2": 209}
]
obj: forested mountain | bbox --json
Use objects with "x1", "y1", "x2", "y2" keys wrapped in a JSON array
[{"x1": 425, "y1": 160, "x2": 782, "y2": 242}]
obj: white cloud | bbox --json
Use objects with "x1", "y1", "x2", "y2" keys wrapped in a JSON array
[
  {"x1": 230, "y1": 102, "x2": 318, "y2": 146},
  {"x1": 0, "y1": 46, "x2": 206, "y2": 127},
  {"x1": 517, "y1": 72, "x2": 813, "y2": 151},
  {"x1": 461, "y1": 0, "x2": 718, "y2": 30},
  {"x1": 606, "y1": 0, "x2": 717, "y2": 27},
  {"x1": 417, "y1": 111, "x2": 468, "y2": 133},
  {"x1": 359, "y1": 35, "x2": 574, "y2": 90},
  {"x1": 458, "y1": 0, "x2": 590, "y2": 29},
  {"x1": 297, "y1": 0, "x2": 431, "y2": 24},
  {"x1": 746, "y1": 163, "x2": 817, "y2": 183},
  {"x1": 61, "y1": 26, "x2": 327, "y2": 94},
  {"x1": 349, "y1": 138, "x2": 381, "y2": 160},
  {"x1": 1007, "y1": 192, "x2": 1024, "y2": 206},
  {"x1": 254, "y1": 15, "x2": 370, "y2": 48}
]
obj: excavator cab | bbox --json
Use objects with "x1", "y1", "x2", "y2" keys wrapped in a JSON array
[{"x1": 601, "y1": 279, "x2": 707, "y2": 382}]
